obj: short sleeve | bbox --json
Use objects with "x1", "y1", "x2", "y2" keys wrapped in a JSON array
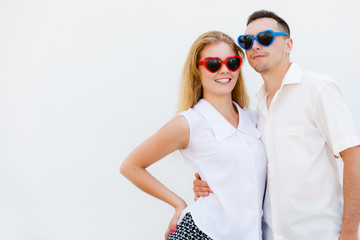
[{"x1": 314, "y1": 81, "x2": 360, "y2": 156}]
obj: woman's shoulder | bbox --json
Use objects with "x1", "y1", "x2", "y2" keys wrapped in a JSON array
[
  {"x1": 178, "y1": 104, "x2": 206, "y2": 123},
  {"x1": 177, "y1": 103, "x2": 211, "y2": 140}
]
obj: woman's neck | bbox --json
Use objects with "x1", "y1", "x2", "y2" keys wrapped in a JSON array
[{"x1": 203, "y1": 94, "x2": 239, "y2": 128}]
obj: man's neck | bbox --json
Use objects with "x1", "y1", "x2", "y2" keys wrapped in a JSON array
[{"x1": 262, "y1": 61, "x2": 291, "y2": 108}]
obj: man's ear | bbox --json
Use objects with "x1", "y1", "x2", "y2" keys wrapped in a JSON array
[{"x1": 286, "y1": 38, "x2": 293, "y2": 54}]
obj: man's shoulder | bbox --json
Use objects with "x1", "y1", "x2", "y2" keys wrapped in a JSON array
[
  {"x1": 299, "y1": 69, "x2": 340, "y2": 93},
  {"x1": 295, "y1": 70, "x2": 345, "y2": 106},
  {"x1": 302, "y1": 70, "x2": 335, "y2": 85}
]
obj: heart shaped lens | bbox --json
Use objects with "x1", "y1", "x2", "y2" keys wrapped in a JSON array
[
  {"x1": 205, "y1": 58, "x2": 222, "y2": 73},
  {"x1": 238, "y1": 35, "x2": 253, "y2": 50},
  {"x1": 257, "y1": 31, "x2": 274, "y2": 46},
  {"x1": 226, "y1": 57, "x2": 241, "y2": 71}
]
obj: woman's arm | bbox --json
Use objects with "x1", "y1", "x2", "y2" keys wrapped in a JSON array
[{"x1": 120, "y1": 115, "x2": 189, "y2": 238}]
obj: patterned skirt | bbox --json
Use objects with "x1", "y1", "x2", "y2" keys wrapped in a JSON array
[{"x1": 167, "y1": 212, "x2": 212, "y2": 240}]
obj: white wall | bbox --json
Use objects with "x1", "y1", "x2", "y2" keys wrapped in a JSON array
[{"x1": 0, "y1": 0, "x2": 359, "y2": 239}]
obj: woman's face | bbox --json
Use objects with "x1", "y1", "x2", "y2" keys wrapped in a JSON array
[{"x1": 198, "y1": 41, "x2": 240, "y2": 100}]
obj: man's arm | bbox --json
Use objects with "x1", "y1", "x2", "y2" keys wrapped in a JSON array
[
  {"x1": 339, "y1": 145, "x2": 360, "y2": 240},
  {"x1": 193, "y1": 173, "x2": 212, "y2": 201}
]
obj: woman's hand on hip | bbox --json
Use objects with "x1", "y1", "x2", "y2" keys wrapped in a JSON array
[{"x1": 165, "y1": 200, "x2": 187, "y2": 240}]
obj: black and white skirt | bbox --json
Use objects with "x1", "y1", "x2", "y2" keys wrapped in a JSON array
[{"x1": 167, "y1": 212, "x2": 212, "y2": 240}]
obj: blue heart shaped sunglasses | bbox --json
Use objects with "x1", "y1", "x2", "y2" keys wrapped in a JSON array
[{"x1": 237, "y1": 30, "x2": 289, "y2": 51}]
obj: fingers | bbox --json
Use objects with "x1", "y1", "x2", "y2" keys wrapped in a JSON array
[
  {"x1": 165, "y1": 226, "x2": 176, "y2": 239},
  {"x1": 193, "y1": 177, "x2": 210, "y2": 188},
  {"x1": 193, "y1": 173, "x2": 212, "y2": 199},
  {"x1": 194, "y1": 172, "x2": 201, "y2": 180},
  {"x1": 165, "y1": 212, "x2": 180, "y2": 239},
  {"x1": 193, "y1": 186, "x2": 212, "y2": 193},
  {"x1": 193, "y1": 186, "x2": 211, "y2": 201},
  {"x1": 195, "y1": 190, "x2": 210, "y2": 198},
  {"x1": 193, "y1": 173, "x2": 210, "y2": 191},
  {"x1": 193, "y1": 181, "x2": 212, "y2": 194}
]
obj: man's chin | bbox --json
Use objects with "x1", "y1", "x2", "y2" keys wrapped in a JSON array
[
  {"x1": 250, "y1": 60, "x2": 272, "y2": 73},
  {"x1": 251, "y1": 64, "x2": 267, "y2": 73}
]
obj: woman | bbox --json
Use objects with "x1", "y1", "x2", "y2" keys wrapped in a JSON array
[{"x1": 120, "y1": 31, "x2": 267, "y2": 240}]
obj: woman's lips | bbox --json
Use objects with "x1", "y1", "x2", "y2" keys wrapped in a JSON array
[{"x1": 215, "y1": 78, "x2": 231, "y2": 85}]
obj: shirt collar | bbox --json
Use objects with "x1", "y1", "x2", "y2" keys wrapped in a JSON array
[
  {"x1": 256, "y1": 62, "x2": 303, "y2": 103},
  {"x1": 194, "y1": 99, "x2": 261, "y2": 143},
  {"x1": 282, "y1": 62, "x2": 302, "y2": 85}
]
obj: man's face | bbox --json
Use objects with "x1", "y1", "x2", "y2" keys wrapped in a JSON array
[{"x1": 244, "y1": 17, "x2": 291, "y2": 74}]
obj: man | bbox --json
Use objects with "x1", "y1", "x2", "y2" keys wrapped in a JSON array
[{"x1": 193, "y1": 10, "x2": 360, "y2": 240}]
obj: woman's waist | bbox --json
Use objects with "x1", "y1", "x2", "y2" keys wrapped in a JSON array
[
  {"x1": 187, "y1": 192, "x2": 262, "y2": 220},
  {"x1": 180, "y1": 194, "x2": 262, "y2": 240}
]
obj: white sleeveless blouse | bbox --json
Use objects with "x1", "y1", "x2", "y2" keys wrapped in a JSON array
[{"x1": 179, "y1": 99, "x2": 267, "y2": 240}]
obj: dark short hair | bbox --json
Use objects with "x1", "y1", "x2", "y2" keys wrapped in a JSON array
[{"x1": 247, "y1": 10, "x2": 290, "y2": 37}]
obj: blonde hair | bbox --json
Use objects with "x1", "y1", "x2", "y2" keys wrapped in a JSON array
[{"x1": 177, "y1": 31, "x2": 249, "y2": 113}]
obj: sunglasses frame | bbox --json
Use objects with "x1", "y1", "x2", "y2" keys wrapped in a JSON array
[
  {"x1": 197, "y1": 55, "x2": 242, "y2": 73},
  {"x1": 237, "y1": 30, "x2": 289, "y2": 51}
]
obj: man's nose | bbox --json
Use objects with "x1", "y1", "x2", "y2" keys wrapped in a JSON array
[{"x1": 252, "y1": 38, "x2": 262, "y2": 50}]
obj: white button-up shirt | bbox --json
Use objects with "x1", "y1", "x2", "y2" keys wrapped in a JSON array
[
  {"x1": 257, "y1": 63, "x2": 360, "y2": 240},
  {"x1": 179, "y1": 99, "x2": 267, "y2": 240}
]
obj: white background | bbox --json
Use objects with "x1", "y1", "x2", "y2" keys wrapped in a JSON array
[{"x1": 1, "y1": 0, "x2": 359, "y2": 239}]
